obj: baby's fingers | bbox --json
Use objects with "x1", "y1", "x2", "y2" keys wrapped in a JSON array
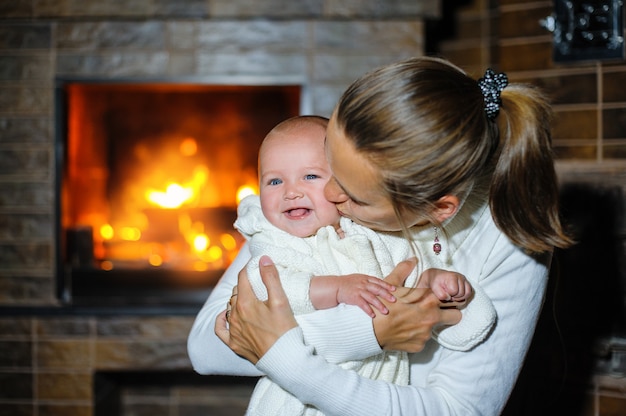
[
  {"x1": 366, "y1": 279, "x2": 396, "y2": 302},
  {"x1": 451, "y1": 281, "x2": 474, "y2": 302},
  {"x1": 358, "y1": 292, "x2": 388, "y2": 317}
]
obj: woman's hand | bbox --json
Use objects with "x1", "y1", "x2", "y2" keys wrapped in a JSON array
[
  {"x1": 215, "y1": 256, "x2": 298, "y2": 364},
  {"x1": 374, "y1": 259, "x2": 462, "y2": 352}
]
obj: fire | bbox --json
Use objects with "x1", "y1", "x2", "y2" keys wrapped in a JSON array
[
  {"x1": 100, "y1": 224, "x2": 114, "y2": 240},
  {"x1": 149, "y1": 253, "x2": 163, "y2": 267},
  {"x1": 236, "y1": 185, "x2": 257, "y2": 203},
  {"x1": 91, "y1": 145, "x2": 259, "y2": 272},
  {"x1": 179, "y1": 137, "x2": 198, "y2": 156},
  {"x1": 146, "y1": 183, "x2": 194, "y2": 209},
  {"x1": 61, "y1": 82, "x2": 301, "y2": 277},
  {"x1": 220, "y1": 233, "x2": 237, "y2": 251},
  {"x1": 144, "y1": 165, "x2": 211, "y2": 209},
  {"x1": 92, "y1": 170, "x2": 256, "y2": 272},
  {"x1": 120, "y1": 227, "x2": 141, "y2": 241},
  {"x1": 192, "y1": 234, "x2": 209, "y2": 251}
]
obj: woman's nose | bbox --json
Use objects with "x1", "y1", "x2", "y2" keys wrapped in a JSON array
[{"x1": 324, "y1": 177, "x2": 348, "y2": 203}]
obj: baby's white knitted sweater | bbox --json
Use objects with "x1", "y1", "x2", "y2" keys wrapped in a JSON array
[{"x1": 234, "y1": 195, "x2": 496, "y2": 416}]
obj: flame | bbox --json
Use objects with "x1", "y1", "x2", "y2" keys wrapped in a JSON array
[
  {"x1": 179, "y1": 137, "x2": 198, "y2": 156},
  {"x1": 120, "y1": 227, "x2": 141, "y2": 241},
  {"x1": 192, "y1": 234, "x2": 209, "y2": 252},
  {"x1": 93, "y1": 159, "x2": 248, "y2": 270},
  {"x1": 207, "y1": 246, "x2": 223, "y2": 261},
  {"x1": 101, "y1": 260, "x2": 113, "y2": 271},
  {"x1": 100, "y1": 224, "x2": 114, "y2": 240},
  {"x1": 144, "y1": 165, "x2": 210, "y2": 209},
  {"x1": 149, "y1": 253, "x2": 163, "y2": 267},
  {"x1": 146, "y1": 183, "x2": 194, "y2": 209},
  {"x1": 236, "y1": 185, "x2": 257, "y2": 203},
  {"x1": 220, "y1": 233, "x2": 237, "y2": 251}
]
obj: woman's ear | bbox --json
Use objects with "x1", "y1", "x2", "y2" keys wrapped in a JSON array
[{"x1": 433, "y1": 195, "x2": 459, "y2": 222}]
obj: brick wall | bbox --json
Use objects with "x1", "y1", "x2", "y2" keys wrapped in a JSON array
[{"x1": 440, "y1": 0, "x2": 626, "y2": 161}]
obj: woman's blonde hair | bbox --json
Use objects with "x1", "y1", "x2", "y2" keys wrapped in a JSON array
[{"x1": 334, "y1": 56, "x2": 572, "y2": 254}]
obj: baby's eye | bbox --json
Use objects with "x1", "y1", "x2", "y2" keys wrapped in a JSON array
[
  {"x1": 268, "y1": 178, "x2": 283, "y2": 186},
  {"x1": 304, "y1": 174, "x2": 320, "y2": 180}
]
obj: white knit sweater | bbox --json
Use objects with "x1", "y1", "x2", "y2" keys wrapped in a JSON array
[
  {"x1": 188, "y1": 185, "x2": 550, "y2": 415},
  {"x1": 232, "y1": 195, "x2": 496, "y2": 415}
]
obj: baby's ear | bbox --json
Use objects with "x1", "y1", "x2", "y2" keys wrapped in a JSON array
[{"x1": 432, "y1": 195, "x2": 459, "y2": 223}]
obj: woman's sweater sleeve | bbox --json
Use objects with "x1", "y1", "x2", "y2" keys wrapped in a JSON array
[{"x1": 187, "y1": 243, "x2": 262, "y2": 376}]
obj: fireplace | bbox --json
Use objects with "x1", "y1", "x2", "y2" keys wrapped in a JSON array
[{"x1": 55, "y1": 79, "x2": 302, "y2": 307}]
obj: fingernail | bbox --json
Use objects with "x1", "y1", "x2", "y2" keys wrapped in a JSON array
[{"x1": 259, "y1": 255, "x2": 274, "y2": 266}]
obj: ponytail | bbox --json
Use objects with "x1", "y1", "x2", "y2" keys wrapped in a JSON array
[{"x1": 490, "y1": 85, "x2": 574, "y2": 253}]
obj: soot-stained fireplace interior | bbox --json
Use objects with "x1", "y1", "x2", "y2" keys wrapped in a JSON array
[{"x1": 55, "y1": 79, "x2": 301, "y2": 307}]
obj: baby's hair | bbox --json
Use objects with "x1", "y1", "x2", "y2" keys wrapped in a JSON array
[
  {"x1": 267, "y1": 115, "x2": 329, "y2": 138},
  {"x1": 258, "y1": 115, "x2": 329, "y2": 174}
]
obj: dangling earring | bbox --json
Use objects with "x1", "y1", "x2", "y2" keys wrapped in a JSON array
[{"x1": 433, "y1": 227, "x2": 442, "y2": 255}]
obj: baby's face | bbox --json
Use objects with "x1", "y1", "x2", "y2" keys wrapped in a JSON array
[{"x1": 259, "y1": 128, "x2": 340, "y2": 238}]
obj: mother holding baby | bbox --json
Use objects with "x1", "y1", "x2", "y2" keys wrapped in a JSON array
[{"x1": 187, "y1": 56, "x2": 572, "y2": 415}]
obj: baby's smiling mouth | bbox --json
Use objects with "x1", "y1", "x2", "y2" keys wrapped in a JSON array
[{"x1": 285, "y1": 208, "x2": 311, "y2": 218}]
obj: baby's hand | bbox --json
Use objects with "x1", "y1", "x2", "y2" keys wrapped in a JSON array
[
  {"x1": 419, "y1": 268, "x2": 473, "y2": 303},
  {"x1": 336, "y1": 274, "x2": 396, "y2": 318}
]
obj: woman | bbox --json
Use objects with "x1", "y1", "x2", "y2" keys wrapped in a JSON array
[{"x1": 188, "y1": 56, "x2": 572, "y2": 415}]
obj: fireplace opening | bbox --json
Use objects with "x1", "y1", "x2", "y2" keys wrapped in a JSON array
[{"x1": 55, "y1": 79, "x2": 302, "y2": 307}]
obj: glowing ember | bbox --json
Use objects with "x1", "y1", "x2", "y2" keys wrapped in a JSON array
[
  {"x1": 120, "y1": 227, "x2": 141, "y2": 241},
  {"x1": 220, "y1": 233, "x2": 237, "y2": 251},
  {"x1": 179, "y1": 137, "x2": 198, "y2": 156},
  {"x1": 100, "y1": 224, "x2": 114, "y2": 240},
  {"x1": 192, "y1": 234, "x2": 209, "y2": 252}
]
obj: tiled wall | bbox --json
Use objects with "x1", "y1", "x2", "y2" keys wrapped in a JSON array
[
  {"x1": 0, "y1": 0, "x2": 435, "y2": 414},
  {"x1": 438, "y1": 1, "x2": 626, "y2": 416},
  {"x1": 0, "y1": 315, "x2": 198, "y2": 415},
  {"x1": 440, "y1": 0, "x2": 626, "y2": 161}
]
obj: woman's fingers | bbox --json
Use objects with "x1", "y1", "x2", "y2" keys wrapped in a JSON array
[
  {"x1": 372, "y1": 285, "x2": 463, "y2": 353},
  {"x1": 439, "y1": 307, "x2": 462, "y2": 327},
  {"x1": 235, "y1": 264, "x2": 254, "y2": 300},
  {"x1": 215, "y1": 256, "x2": 297, "y2": 364},
  {"x1": 215, "y1": 310, "x2": 231, "y2": 344},
  {"x1": 259, "y1": 256, "x2": 287, "y2": 303},
  {"x1": 383, "y1": 258, "x2": 417, "y2": 287},
  {"x1": 258, "y1": 256, "x2": 298, "y2": 332}
]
